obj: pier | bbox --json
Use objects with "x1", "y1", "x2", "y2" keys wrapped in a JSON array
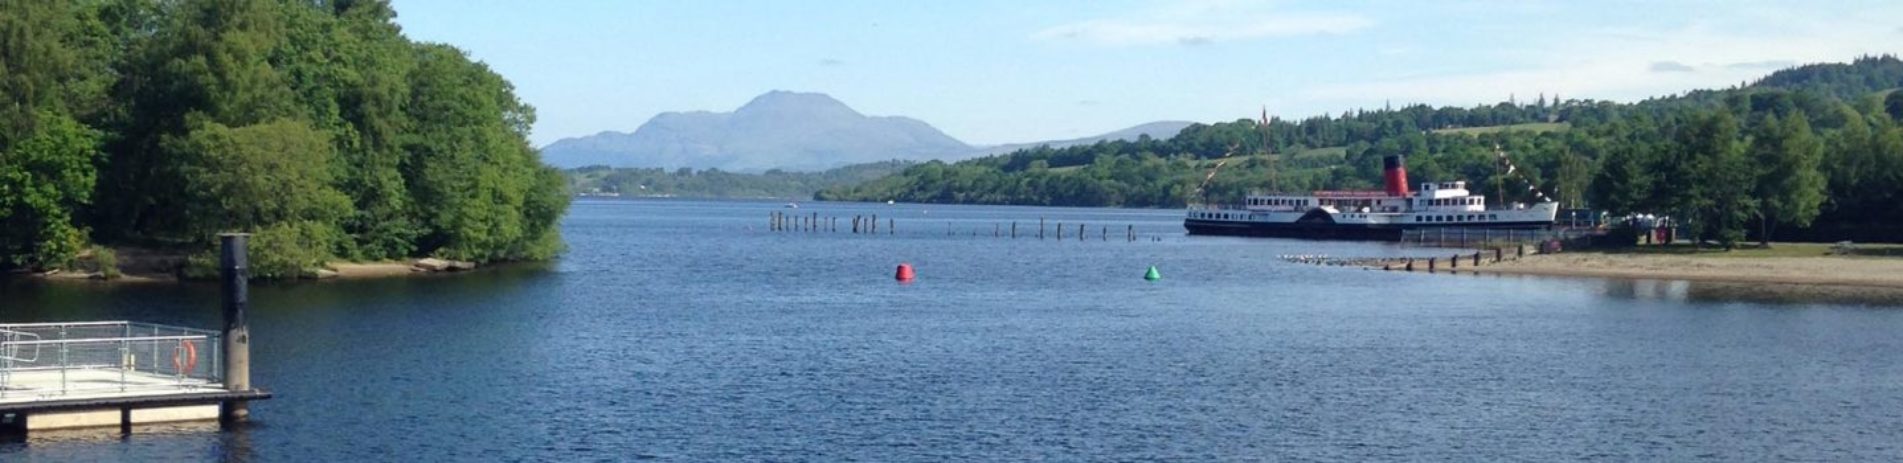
[{"x1": 0, "y1": 234, "x2": 270, "y2": 436}]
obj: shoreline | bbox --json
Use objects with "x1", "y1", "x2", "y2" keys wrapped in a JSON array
[
  {"x1": 1466, "y1": 252, "x2": 1903, "y2": 290},
  {"x1": 24, "y1": 258, "x2": 481, "y2": 283}
]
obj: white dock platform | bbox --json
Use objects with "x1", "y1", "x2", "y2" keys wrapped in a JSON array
[{"x1": 1, "y1": 322, "x2": 269, "y2": 433}]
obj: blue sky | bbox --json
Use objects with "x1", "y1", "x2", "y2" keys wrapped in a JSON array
[{"x1": 390, "y1": 0, "x2": 1903, "y2": 147}]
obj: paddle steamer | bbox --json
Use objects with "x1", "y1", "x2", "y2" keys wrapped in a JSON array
[{"x1": 1184, "y1": 155, "x2": 1558, "y2": 240}]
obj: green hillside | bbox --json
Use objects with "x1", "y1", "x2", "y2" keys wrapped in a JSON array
[{"x1": 819, "y1": 55, "x2": 1903, "y2": 245}]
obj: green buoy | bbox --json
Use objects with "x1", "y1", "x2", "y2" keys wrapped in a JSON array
[{"x1": 1144, "y1": 265, "x2": 1161, "y2": 281}]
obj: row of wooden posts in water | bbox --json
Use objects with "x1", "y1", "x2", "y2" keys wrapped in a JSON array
[
  {"x1": 768, "y1": 211, "x2": 1150, "y2": 242},
  {"x1": 1278, "y1": 244, "x2": 1539, "y2": 273},
  {"x1": 1383, "y1": 245, "x2": 1529, "y2": 273}
]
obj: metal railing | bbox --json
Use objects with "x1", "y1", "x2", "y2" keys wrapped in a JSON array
[{"x1": 0, "y1": 321, "x2": 223, "y2": 400}]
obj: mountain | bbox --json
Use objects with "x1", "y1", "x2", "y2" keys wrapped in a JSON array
[
  {"x1": 540, "y1": 91, "x2": 971, "y2": 171},
  {"x1": 975, "y1": 120, "x2": 1195, "y2": 156},
  {"x1": 539, "y1": 91, "x2": 1197, "y2": 171}
]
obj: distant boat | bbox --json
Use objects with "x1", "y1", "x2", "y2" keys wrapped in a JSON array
[
  {"x1": 784, "y1": 202, "x2": 799, "y2": 209},
  {"x1": 885, "y1": 200, "x2": 895, "y2": 205}
]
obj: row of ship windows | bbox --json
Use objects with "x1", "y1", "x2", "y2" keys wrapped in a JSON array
[
  {"x1": 1201, "y1": 212, "x2": 1247, "y2": 220},
  {"x1": 1418, "y1": 214, "x2": 1497, "y2": 223},
  {"x1": 1248, "y1": 198, "x2": 1310, "y2": 207},
  {"x1": 1423, "y1": 197, "x2": 1483, "y2": 207}
]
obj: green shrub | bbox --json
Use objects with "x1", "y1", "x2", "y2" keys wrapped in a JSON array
[
  {"x1": 180, "y1": 221, "x2": 340, "y2": 280},
  {"x1": 248, "y1": 221, "x2": 341, "y2": 279},
  {"x1": 89, "y1": 246, "x2": 121, "y2": 279}
]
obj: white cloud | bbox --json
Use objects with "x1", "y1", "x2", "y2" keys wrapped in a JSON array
[
  {"x1": 1300, "y1": 11, "x2": 1903, "y2": 107},
  {"x1": 1034, "y1": 0, "x2": 1372, "y2": 46}
]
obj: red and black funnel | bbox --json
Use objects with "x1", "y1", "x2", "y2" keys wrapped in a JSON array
[{"x1": 1383, "y1": 155, "x2": 1410, "y2": 197}]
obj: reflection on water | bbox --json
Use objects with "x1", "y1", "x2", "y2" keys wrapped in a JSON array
[{"x1": 1599, "y1": 278, "x2": 1903, "y2": 306}]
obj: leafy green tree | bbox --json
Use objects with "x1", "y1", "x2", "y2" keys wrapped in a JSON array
[
  {"x1": 1588, "y1": 140, "x2": 1654, "y2": 216},
  {"x1": 167, "y1": 118, "x2": 350, "y2": 236},
  {"x1": 1748, "y1": 113, "x2": 1826, "y2": 245},
  {"x1": 0, "y1": 111, "x2": 100, "y2": 268},
  {"x1": 403, "y1": 43, "x2": 562, "y2": 261},
  {"x1": 1677, "y1": 110, "x2": 1754, "y2": 249},
  {"x1": 1552, "y1": 150, "x2": 1593, "y2": 209},
  {"x1": 0, "y1": 0, "x2": 113, "y2": 269}
]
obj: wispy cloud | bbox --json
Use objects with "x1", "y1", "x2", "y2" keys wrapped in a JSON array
[
  {"x1": 1301, "y1": 10, "x2": 1902, "y2": 107},
  {"x1": 1034, "y1": 1, "x2": 1371, "y2": 46},
  {"x1": 818, "y1": 58, "x2": 845, "y2": 67},
  {"x1": 1650, "y1": 61, "x2": 1696, "y2": 73}
]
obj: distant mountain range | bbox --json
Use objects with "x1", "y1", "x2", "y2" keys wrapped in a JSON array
[{"x1": 538, "y1": 90, "x2": 1192, "y2": 171}]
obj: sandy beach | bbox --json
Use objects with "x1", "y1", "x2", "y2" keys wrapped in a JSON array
[{"x1": 1472, "y1": 252, "x2": 1903, "y2": 289}]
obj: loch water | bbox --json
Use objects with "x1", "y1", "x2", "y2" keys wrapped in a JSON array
[{"x1": 3, "y1": 199, "x2": 1902, "y2": 460}]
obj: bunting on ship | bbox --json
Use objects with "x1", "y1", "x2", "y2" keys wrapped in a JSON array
[{"x1": 1495, "y1": 145, "x2": 1552, "y2": 203}]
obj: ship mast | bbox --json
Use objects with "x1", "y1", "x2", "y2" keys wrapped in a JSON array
[
  {"x1": 1261, "y1": 106, "x2": 1278, "y2": 193},
  {"x1": 1494, "y1": 144, "x2": 1506, "y2": 208}
]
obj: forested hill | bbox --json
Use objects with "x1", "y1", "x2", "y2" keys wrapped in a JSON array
[
  {"x1": 0, "y1": 0, "x2": 568, "y2": 278},
  {"x1": 818, "y1": 55, "x2": 1903, "y2": 245}
]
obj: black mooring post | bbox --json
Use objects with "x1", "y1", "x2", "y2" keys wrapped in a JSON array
[{"x1": 219, "y1": 233, "x2": 252, "y2": 425}]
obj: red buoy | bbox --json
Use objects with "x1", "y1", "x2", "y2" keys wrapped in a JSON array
[{"x1": 895, "y1": 263, "x2": 915, "y2": 281}]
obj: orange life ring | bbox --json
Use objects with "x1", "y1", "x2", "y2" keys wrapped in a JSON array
[{"x1": 174, "y1": 340, "x2": 199, "y2": 373}]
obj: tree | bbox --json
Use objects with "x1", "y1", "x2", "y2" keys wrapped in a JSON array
[
  {"x1": 1748, "y1": 113, "x2": 1826, "y2": 246},
  {"x1": 0, "y1": 0, "x2": 112, "y2": 269},
  {"x1": 1676, "y1": 110, "x2": 1753, "y2": 249},
  {"x1": 0, "y1": 111, "x2": 99, "y2": 268},
  {"x1": 170, "y1": 119, "x2": 347, "y2": 229},
  {"x1": 1552, "y1": 150, "x2": 1592, "y2": 209}
]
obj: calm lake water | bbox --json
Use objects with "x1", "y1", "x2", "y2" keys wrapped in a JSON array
[{"x1": 4, "y1": 199, "x2": 1903, "y2": 460}]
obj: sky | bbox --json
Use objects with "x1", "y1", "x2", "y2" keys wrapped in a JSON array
[{"x1": 389, "y1": 0, "x2": 1903, "y2": 147}]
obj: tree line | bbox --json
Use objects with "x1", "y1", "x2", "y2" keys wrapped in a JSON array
[
  {"x1": 569, "y1": 161, "x2": 915, "y2": 200},
  {"x1": 0, "y1": 0, "x2": 568, "y2": 278},
  {"x1": 819, "y1": 56, "x2": 1903, "y2": 247}
]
